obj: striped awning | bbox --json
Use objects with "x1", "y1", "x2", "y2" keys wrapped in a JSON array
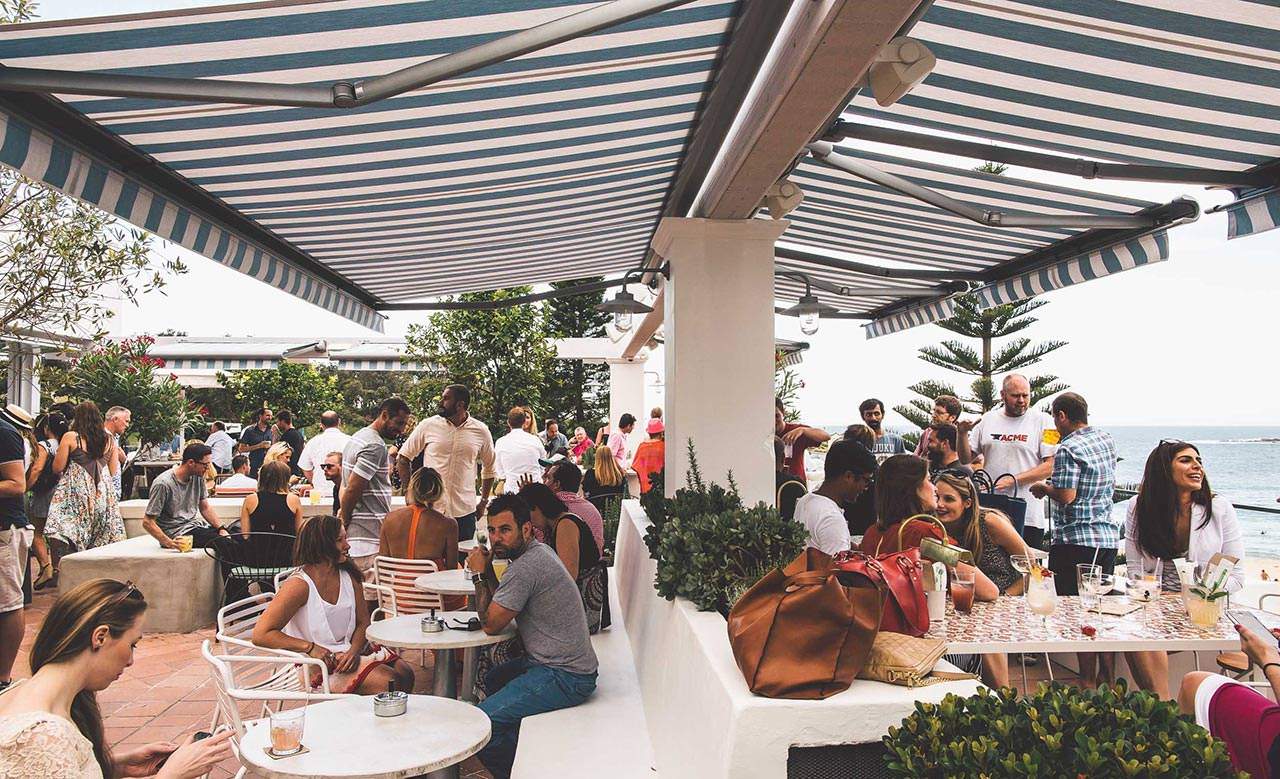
[
  {"x1": 0, "y1": 0, "x2": 741, "y2": 327},
  {"x1": 1217, "y1": 188, "x2": 1280, "y2": 239},
  {"x1": 770, "y1": 148, "x2": 1181, "y2": 337},
  {"x1": 842, "y1": 0, "x2": 1280, "y2": 237}
]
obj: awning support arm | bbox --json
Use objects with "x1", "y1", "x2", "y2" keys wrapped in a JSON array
[
  {"x1": 827, "y1": 121, "x2": 1276, "y2": 189},
  {"x1": 0, "y1": 0, "x2": 697, "y2": 108},
  {"x1": 776, "y1": 245, "x2": 986, "y2": 281},
  {"x1": 806, "y1": 141, "x2": 1157, "y2": 228}
]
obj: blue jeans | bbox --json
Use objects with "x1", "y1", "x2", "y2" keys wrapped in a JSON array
[{"x1": 477, "y1": 657, "x2": 597, "y2": 779}]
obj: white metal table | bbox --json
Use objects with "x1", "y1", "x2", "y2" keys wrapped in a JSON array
[
  {"x1": 366, "y1": 611, "x2": 515, "y2": 704},
  {"x1": 414, "y1": 568, "x2": 476, "y2": 597},
  {"x1": 236, "y1": 693, "x2": 489, "y2": 779}
]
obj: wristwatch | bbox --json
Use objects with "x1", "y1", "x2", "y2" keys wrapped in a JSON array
[{"x1": 471, "y1": 573, "x2": 485, "y2": 585}]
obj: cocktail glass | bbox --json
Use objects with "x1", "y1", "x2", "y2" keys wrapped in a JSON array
[
  {"x1": 1077, "y1": 564, "x2": 1102, "y2": 610},
  {"x1": 949, "y1": 568, "x2": 976, "y2": 614},
  {"x1": 1026, "y1": 570, "x2": 1057, "y2": 634}
]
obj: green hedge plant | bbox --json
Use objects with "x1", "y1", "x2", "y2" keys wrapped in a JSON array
[
  {"x1": 643, "y1": 441, "x2": 806, "y2": 615},
  {"x1": 884, "y1": 682, "x2": 1244, "y2": 778}
]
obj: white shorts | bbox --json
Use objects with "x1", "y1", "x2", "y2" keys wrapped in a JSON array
[
  {"x1": 1194, "y1": 672, "x2": 1242, "y2": 729},
  {"x1": 0, "y1": 527, "x2": 33, "y2": 613}
]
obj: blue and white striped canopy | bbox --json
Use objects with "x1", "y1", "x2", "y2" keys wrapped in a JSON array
[
  {"x1": 0, "y1": 0, "x2": 741, "y2": 328},
  {"x1": 843, "y1": 0, "x2": 1280, "y2": 238},
  {"x1": 770, "y1": 148, "x2": 1172, "y2": 337}
]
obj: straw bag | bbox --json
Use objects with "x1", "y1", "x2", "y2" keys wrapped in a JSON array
[
  {"x1": 858, "y1": 632, "x2": 975, "y2": 688},
  {"x1": 727, "y1": 548, "x2": 882, "y2": 699}
]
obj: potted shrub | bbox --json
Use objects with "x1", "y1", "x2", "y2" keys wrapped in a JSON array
[{"x1": 883, "y1": 682, "x2": 1243, "y2": 778}]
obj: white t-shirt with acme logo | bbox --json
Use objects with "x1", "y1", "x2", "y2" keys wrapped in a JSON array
[{"x1": 968, "y1": 408, "x2": 1058, "y2": 530}]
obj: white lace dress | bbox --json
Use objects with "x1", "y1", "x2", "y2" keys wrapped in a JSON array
[{"x1": 0, "y1": 710, "x2": 101, "y2": 778}]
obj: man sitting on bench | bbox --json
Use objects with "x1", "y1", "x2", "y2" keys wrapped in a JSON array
[
  {"x1": 142, "y1": 443, "x2": 234, "y2": 549},
  {"x1": 467, "y1": 494, "x2": 598, "y2": 779}
]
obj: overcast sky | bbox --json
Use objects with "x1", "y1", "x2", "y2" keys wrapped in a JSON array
[{"x1": 35, "y1": 0, "x2": 1280, "y2": 428}]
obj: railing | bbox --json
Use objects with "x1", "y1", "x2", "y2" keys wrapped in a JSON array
[{"x1": 1113, "y1": 485, "x2": 1280, "y2": 516}]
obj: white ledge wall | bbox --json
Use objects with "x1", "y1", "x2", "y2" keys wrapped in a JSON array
[{"x1": 614, "y1": 500, "x2": 981, "y2": 778}]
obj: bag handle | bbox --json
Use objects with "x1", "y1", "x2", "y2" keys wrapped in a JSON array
[
  {"x1": 783, "y1": 570, "x2": 832, "y2": 593},
  {"x1": 993, "y1": 472, "x2": 1020, "y2": 497},
  {"x1": 897, "y1": 513, "x2": 949, "y2": 549}
]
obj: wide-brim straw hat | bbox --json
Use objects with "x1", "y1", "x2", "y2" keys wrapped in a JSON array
[{"x1": 0, "y1": 403, "x2": 34, "y2": 430}]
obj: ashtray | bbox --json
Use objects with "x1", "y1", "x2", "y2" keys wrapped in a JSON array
[
  {"x1": 264, "y1": 744, "x2": 309, "y2": 760},
  {"x1": 374, "y1": 690, "x2": 408, "y2": 717}
]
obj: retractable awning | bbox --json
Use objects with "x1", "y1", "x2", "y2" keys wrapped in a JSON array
[
  {"x1": 768, "y1": 148, "x2": 1195, "y2": 337},
  {"x1": 0, "y1": 0, "x2": 743, "y2": 329},
  {"x1": 841, "y1": 0, "x2": 1280, "y2": 238}
]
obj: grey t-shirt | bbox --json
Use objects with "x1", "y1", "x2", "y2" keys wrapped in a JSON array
[
  {"x1": 342, "y1": 426, "x2": 391, "y2": 542},
  {"x1": 144, "y1": 468, "x2": 209, "y2": 537},
  {"x1": 493, "y1": 540, "x2": 598, "y2": 676}
]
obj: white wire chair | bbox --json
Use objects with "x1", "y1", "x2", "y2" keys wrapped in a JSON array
[
  {"x1": 201, "y1": 640, "x2": 356, "y2": 779},
  {"x1": 212, "y1": 593, "x2": 323, "y2": 727},
  {"x1": 373, "y1": 556, "x2": 443, "y2": 616}
]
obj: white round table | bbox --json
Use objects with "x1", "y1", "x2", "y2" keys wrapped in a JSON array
[
  {"x1": 367, "y1": 612, "x2": 515, "y2": 704},
  {"x1": 414, "y1": 568, "x2": 476, "y2": 597},
  {"x1": 237, "y1": 694, "x2": 489, "y2": 779},
  {"x1": 458, "y1": 538, "x2": 478, "y2": 552}
]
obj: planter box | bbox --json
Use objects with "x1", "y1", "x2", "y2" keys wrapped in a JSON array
[{"x1": 614, "y1": 501, "x2": 981, "y2": 779}]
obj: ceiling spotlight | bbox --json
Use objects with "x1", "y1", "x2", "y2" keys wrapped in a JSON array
[{"x1": 596, "y1": 287, "x2": 653, "y2": 334}]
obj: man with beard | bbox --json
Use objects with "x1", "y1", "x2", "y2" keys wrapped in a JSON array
[
  {"x1": 774, "y1": 397, "x2": 830, "y2": 486},
  {"x1": 396, "y1": 384, "x2": 496, "y2": 541},
  {"x1": 792, "y1": 440, "x2": 877, "y2": 555},
  {"x1": 859, "y1": 398, "x2": 907, "y2": 461},
  {"x1": 958, "y1": 374, "x2": 1058, "y2": 550},
  {"x1": 468, "y1": 494, "x2": 598, "y2": 779},
  {"x1": 926, "y1": 423, "x2": 970, "y2": 477}
]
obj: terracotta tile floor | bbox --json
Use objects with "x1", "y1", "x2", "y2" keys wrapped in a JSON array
[{"x1": 14, "y1": 585, "x2": 492, "y2": 778}]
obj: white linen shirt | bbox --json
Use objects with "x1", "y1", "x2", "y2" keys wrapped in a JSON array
[
  {"x1": 793, "y1": 492, "x2": 851, "y2": 556},
  {"x1": 493, "y1": 429, "x2": 546, "y2": 493},
  {"x1": 1124, "y1": 495, "x2": 1245, "y2": 593},
  {"x1": 205, "y1": 429, "x2": 234, "y2": 470},
  {"x1": 398, "y1": 414, "x2": 496, "y2": 518},
  {"x1": 298, "y1": 426, "x2": 352, "y2": 494}
]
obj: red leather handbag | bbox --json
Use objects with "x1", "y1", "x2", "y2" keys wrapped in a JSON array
[{"x1": 832, "y1": 515, "x2": 940, "y2": 637}]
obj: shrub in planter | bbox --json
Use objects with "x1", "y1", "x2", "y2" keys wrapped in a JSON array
[
  {"x1": 641, "y1": 440, "x2": 741, "y2": 560},
  {"x1": 884, "y1": 682, "x2": 1243, "y2": 778}
]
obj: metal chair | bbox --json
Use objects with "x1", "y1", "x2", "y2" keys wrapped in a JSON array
[
  {"x1": 588, "y1": 492, "x2": 627, "y2": 555},
  {"x1": 205, "y1": 532, "x2": 297, "y2": 604},
  {"x1": 212, "y1": 593, "x2": 320, "y2": 729},
  {"x1": 201, "y1": 640, "x2": 355, "y2": 779},
  {"x1": 373, "y1": 556, "x2": 443, "y2": 616}
]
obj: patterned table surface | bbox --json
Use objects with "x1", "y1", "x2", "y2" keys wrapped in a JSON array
[{"x1": 928, "y1": 593, "x2": 1248, "y2": 654}]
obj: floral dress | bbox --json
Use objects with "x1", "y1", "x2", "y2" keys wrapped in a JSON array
[{"x1": 43, "y1": 439, "x2": 124, "y2": 553}]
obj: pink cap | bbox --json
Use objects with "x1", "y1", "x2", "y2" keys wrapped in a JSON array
[{"x1": 646, "y1": 418, "x2": 665, "y2": 434}]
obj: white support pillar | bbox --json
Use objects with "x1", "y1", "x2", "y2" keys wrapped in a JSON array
[
  {"x1": 6, "y1": 345, "x2": 40, "y2": 414},
  {"x1": 655, "y1": 217, "x2": 787, "y2": 505},
  {"x1": 607, "y1": 359, "x2": 646, "y2": 448}
]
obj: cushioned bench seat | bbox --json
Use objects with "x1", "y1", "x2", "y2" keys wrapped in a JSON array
[
  {"x1": 58, "y1": 536, "x2": 222, "y2": 633},
  {"x1": 512, "y1": 571, "x2": 654, "y2": 778}
]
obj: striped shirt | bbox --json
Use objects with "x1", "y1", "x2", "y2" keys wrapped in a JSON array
[
  {"x1": 342, "y1": 426, "x2": 392, "y2": 543},
  {"x1": 1050, "y1": 426, "x2": 1118, "y2": 548}
]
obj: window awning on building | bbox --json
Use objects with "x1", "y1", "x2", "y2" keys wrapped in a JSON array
[
  {"x1": 769, "y1": 148, "x2": 1195, "y2": 337},
  {"x1": 840, "y1": 0, "x2": 1280, "y2": 238},
  {"x1": 0, "y1": 0, "x2": 742, "y2": 329}
]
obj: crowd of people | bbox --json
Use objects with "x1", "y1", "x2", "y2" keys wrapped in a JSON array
[{"x1": 783, "y1": 374, "x2": 1277, "y2": 776}]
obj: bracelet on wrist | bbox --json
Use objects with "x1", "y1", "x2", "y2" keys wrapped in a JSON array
[{"x1": 1263, "y1": 662, "x2": 1280, "y2": 675}]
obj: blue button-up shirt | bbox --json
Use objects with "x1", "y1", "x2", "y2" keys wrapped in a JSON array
[{"x1": 1050, "y1": 426, "x2": 1118, "y2": 548}]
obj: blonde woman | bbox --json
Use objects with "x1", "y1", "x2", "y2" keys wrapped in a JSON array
[
  {"x1": 264, "y1": 441, "x2": 293, "y2": 469},
  {"x1": 583, "y1": 445, "x2": 625, "y2": 501},
  {"x1": 379, "y1": 467, "x2": 458, "y2": 572}
]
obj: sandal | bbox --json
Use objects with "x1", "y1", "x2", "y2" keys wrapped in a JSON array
[{"x1": 33, "y1": 564, "x2": 55, "y2": 590}]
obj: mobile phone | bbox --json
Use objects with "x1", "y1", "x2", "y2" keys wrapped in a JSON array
[
  {"x1": 154, "y1": 732, "x2": 213, "y2": 769},
  {"x1": 1228, "y1": 610, "x2": 1277, "y2": 644}
]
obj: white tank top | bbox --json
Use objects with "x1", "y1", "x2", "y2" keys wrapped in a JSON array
[{"x1": 282, "y1": 569, "x2": 355, "y2": 652}]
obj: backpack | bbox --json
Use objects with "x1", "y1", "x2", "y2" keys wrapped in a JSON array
[{"x1": 32, "y1": 440, "x2": 60, "y2": 495}]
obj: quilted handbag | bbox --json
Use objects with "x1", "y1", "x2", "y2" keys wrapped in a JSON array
[{"x1": 858, "y1": 632, "x2": 975, "y2": 688}]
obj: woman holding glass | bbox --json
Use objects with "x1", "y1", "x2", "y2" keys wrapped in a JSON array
[{"x1": 1125, "y1": 440, "x2": 1244, "y2": 698}]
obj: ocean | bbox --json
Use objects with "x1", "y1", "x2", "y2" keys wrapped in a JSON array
[{"x1": 815, "y1": 425, "x2": 1280, "y2": 558}]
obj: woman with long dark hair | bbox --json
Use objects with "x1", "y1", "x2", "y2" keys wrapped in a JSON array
[
  {"x1": 1126, "y1": 440, "x2": 1243, "y2": 698},
  {"x1": 0, "y1": 579, "x2": 232, "y2": 777},
  {"x1": 253, "y1": 515, "x2": 414, "y2": 695},
  {"x1": 517, "y1": 483, "x2": 599, "y2": 582},
  {"x1": 44, "y1": 403, "x2": 124, "y2": 554},
  {"x1": 25, "y1": 411, "x2": 69, "y2": 589}
]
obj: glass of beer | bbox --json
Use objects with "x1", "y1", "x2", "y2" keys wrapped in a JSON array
[
  {"x1": 269, "y1": 707, "x2": 305, "y2": 756},
  {"x1": 491, "y1": 558, "x2": 510, "y2": 581},
  {"x1": 175, "y1": 535, "x2": 194, "y2": 553}
]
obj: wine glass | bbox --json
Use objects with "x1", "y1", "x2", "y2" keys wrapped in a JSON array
[{"x1": 1026, "y1": 570, "x2": 1057, "y2": 633}]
